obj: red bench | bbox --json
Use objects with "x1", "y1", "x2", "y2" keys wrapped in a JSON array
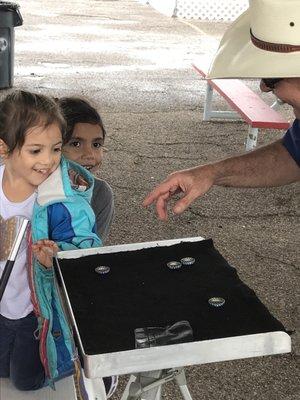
[{"x1": 192, "y1": 64, "x2": 290, "y2": 150}]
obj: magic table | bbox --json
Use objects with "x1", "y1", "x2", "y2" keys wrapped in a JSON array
[{"x1": 55, "y1": 237, "x2": 291, "y2": 399}]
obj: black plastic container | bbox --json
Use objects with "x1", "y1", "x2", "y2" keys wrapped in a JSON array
[{"x1": 0, "y1": 2, "x2": 23, "y2": 89}]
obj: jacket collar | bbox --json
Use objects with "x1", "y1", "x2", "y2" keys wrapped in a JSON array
[{"x1": 36, "y1": 157, "x2": 94, "y2": 207}]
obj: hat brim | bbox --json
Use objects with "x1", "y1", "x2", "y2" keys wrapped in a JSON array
[{"x1": 207, "y1": 10, "x2": 300, "y2": 79}]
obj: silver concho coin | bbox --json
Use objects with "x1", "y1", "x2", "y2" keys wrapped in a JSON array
[
  {"x1": 95, "y1": 266, "x2": 110, "y2": 274},
  {"x1": 167, "y1": 261, "x2": 182, "y2": 270},
  {"x1": 180, "y1": 257, "x2": 195, "y2": 266},
  {"x1": 208, "y1": 297, "x2": 225, "y2": 307}
]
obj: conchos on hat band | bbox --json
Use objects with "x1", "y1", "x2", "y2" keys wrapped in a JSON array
[{"x1": 250, "y1": 29, "x2": 300, "y2": 53}]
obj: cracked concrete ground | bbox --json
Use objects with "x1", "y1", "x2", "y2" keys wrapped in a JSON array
[{"x1": 1, "y1": 0, "x2": 299, "y2": 398}]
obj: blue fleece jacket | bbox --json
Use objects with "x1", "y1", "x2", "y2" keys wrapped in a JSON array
[{"x1": 29, "y1": 157, "x2": 102, "y2": 385}]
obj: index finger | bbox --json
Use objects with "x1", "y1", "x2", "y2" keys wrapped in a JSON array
[
  {"x1": 143, "y1": 181, "x2": 178, "y2": 207},
  {"x1": 155, "y1": 191, "x2": 172, "y2": 220}
]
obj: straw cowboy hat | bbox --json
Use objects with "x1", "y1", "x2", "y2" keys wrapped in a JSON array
[{"x1": 207, "y1": 0, "x2": 300, "y2": 79}]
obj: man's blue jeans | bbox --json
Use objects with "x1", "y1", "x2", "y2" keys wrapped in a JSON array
[{"x1": 0, "y1": 312, "x2": 45, "y2": 391}]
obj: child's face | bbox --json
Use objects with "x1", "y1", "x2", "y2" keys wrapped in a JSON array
[
  {"x1": 5, "y1": 123, "x2": 62, "y2": 188},
  {"x1": 62, "y1": 123, "x2": 104, "y2": 173}
]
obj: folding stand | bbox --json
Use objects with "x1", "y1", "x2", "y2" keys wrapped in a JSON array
[{"x1": 121, "y1": 368, "x2": 193, "y2": 400}]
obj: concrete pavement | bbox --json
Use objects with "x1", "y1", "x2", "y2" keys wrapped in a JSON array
[{"x1": 1, "y1": 1, "x2": 299, "y2": 399}]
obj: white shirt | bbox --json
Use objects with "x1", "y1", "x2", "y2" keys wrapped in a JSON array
[{"x1": 0, "y1": 165, "x2": 36, "y2": 319}]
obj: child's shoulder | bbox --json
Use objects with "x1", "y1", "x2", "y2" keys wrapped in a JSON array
[
  {"x1": 93, "y1": 177, "x2": 114, "y2": 198},
  {"x1": 91, "y1": 178, "x2": 114, "y2": 223}
]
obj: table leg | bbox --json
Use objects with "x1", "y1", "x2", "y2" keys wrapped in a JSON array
[
  {"x1": 175, "y1": 369, "x2": 193, "y2": 400},
  {"x1": 121, "y1": 368, "x2": 193, "y2": 400},
  {"x1": 82, "y1": 371, "x2": 106, "y2": 400},
  {"x1": 121, "y1": 375, "x2": 137, "y2": 400}
]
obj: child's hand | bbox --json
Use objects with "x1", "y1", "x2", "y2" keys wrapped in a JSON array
[{"x1": 32, "y1": 240, "x2": 58, "y2": 268}]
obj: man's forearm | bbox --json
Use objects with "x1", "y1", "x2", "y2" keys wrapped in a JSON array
[{"x1": 211, "y1": 140, "x2": 300, "y2": 188}]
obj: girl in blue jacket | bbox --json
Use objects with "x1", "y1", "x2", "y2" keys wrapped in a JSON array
[{"x1": 0, "y1": 90, "x2": 102, "y2": 397}]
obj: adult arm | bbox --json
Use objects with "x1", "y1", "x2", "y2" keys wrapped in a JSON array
[
  {"x1": 143, "y1": 140, "x2": 300, "y2": 220},
  {"x1": 213, "y1": 139, "x2": 300, "y2": 187}
]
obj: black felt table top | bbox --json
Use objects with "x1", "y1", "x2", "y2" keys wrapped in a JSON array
[{"x1": 56, "y1": 239, "x2": 286, "y2": 355}]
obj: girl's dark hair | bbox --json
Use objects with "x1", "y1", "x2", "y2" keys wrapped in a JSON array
[
  {"x1": 0, "y1": 90, "x2": 66, "y2": 154},
  {"x1": 57, "y1": 97, "x2": 106, "y2": 143}
]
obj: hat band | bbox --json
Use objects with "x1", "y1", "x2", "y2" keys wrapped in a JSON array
[{"x1": 250, "y1": 29, "x2": 300, "y2": 53}]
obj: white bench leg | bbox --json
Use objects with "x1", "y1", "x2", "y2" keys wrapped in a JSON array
[
  {"x1": 203, "y1": 82, "x2": 239, "y2": 120},
  {"x1": 203, "y1": 82, "x2": 213, "y2": 121},
  {"x1": 245, "y1": 127, "x2": 258, "y2": 151}
]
